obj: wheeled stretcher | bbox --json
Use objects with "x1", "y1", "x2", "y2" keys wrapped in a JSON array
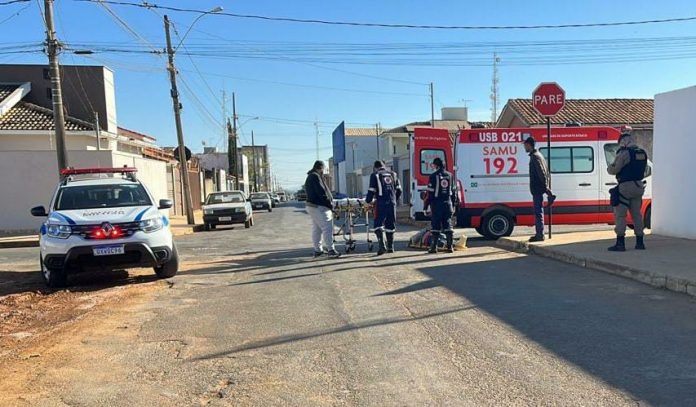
[{"x1": 332, "y1": 198, "x2": 373, "y2": 253}]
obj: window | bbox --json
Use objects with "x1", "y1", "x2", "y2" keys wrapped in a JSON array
[
  {"x1": 55, "y1": 184, "x2": 152, "y2": 210},
  {"x1": 46, "y1": 87, "x2": 52, "y2": 100},
  {"x1": 206, "y1": 192, "x2": 245, "y2": 204},
  {"x1": 603, "y1": 143, "x2": 652, "y2": 178},
  {"x1": 539, "y1": 146, "x2": 594, "y2": 174},
  {"x1": 420, "y1": 149, "x2": 445, "y2": 175},
  {"x1": 603, "y1": 143, "x2": 619, "y2": 166}
]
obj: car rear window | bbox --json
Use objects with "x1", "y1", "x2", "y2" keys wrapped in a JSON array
[
  {"x1": 206, "y1": 193, "x2": 245, "y2": 204},
  {"x1": 250, "y1": 193, "x2": 268, "y2": 199},
  {"x1": 55, "y1": 184, "x2": 152, "y2": 210}
]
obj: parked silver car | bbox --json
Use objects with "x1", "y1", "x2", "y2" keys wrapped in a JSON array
[{"x1": 249, "y1": 192, "x2": 273, "y2": 212}]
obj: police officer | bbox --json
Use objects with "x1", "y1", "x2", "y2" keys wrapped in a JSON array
[
  {"x1": 607, "y1": 126, "x2": 648, "y2": 251},
  {"x1": 366, "y1": 160, "x2": 401, "y2": 255},
  {"x1": 424, "y1": 157, "x2": 456, "y2": 253}
]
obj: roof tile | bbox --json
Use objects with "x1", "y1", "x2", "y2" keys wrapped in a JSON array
[
  {"x1": 0, "y1": 101, "x2": 93, "y2": 131},
  {"x1": 507, "y1": 98, "x2": 653, "y2": 126}
]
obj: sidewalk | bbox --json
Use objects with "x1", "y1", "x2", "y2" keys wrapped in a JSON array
[
  {"x1": 497, "y1": 230, "x2": 696, "y2": 297},
  {"x1": 0, "y1": 211, "x2": 204, "y2": 249}
]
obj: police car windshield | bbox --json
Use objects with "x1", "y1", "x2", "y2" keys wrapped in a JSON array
[
  {"x1": 206, "y1": 192, "x2": 245, "y2": 204},
  {"x1": 55, "y1": 184, "x2": 152, "y2": 210}
]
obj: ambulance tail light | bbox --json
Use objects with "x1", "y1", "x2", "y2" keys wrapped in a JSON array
[{"x1": 457, "y1": 180, "x2": 465, "y2": 207}]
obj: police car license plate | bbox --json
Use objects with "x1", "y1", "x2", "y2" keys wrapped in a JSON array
[
  {"x1": 219, "y1": 216, "x2": 232, "y2": 221},
  {"x1": 93, "y1": 245, "x2": 125, "y2": 256}
]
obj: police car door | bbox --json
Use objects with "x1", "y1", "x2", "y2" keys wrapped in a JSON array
[{"x1": 539, "y1": 140, "x2": 600, "y2": 224}]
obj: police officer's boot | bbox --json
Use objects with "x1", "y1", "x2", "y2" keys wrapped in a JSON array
[
  {"x1": 386, "y1": 232, "x2": 395, "y2": 253},
  {"x1": 608, "y1": 235, "x2": 626, "y2": 252},
  {"x1": 428, "y1": 232, "x2": 440, "y2": 254},
  {"x1": 375, "y1": 230, "x2": 386, "y2": 255},
  {"x1": 635, "y1": 235, "x2": 646, "y2": 250},
  {"x1": 445, "y1": 231, "x2": 454, "y2": 253}
]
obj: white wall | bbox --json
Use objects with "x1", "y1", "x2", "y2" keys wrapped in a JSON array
[
  {"x1": 653, "y1": 85, "x2": 696, "y2": 239},
  {"x1": 0, "y1": 150, "x2": 168, "y2": 234},
  {"x1": 110, "y1": 152, "x2": 169, "y2": 204}
]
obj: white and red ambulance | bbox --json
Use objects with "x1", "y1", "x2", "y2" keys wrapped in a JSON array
[{"x1": 411, "y1": 126, "x2": 652, "y2": 239}]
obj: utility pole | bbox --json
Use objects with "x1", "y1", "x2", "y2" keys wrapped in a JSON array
[
  {"x1": 231, "y1": 92, "x2": 239, "y2": 190},
  {"x1": 430, "y1": 82, "x2": 435, "y2": 128},
  {"x1": 490, "y1": 52, "x2": 500, "y2": 124},
  {"x1": 251, "y1": 130, "x2": 258, "y2": 192},
  {"x1": 375, "y1": 123, "x2": 381, "y2": 160},
  {"x1": 164, "y1": 15, "x2": 195, "y2": 225},
  {"x1": 314, "y1": 120, "x2": 320, "y2": 160},
  {"x1": 44, "y1": 0, "x2": 68, "y2": 174},
  {"x1": 94, "y1": 111, "x2": 101, "y2": 151}
]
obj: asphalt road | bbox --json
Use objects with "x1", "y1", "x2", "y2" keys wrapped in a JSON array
[{"x1": 2, "y1": 202, "x2": 695, "y2": 406}]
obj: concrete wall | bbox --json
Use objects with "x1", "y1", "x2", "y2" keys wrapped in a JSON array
[
  {"x1": 0, "y1": 150, "x2": 168, "y2": 234},
  {"x1": 0, "y1": 132, "x2": 108, "y2": 151},
  {"x1": 653, "y1": 86, "x2": 696, "y2": 239}
]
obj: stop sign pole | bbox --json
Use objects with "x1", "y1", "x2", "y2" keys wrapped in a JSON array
[{"x1": 532, "y1": 82, "x2": 566, "y2": 239}]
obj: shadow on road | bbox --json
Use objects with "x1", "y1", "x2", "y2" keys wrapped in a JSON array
[
  {"x1": 0, "y1": 268, "x2": 161, "y2": 297},
  {"x1": 387, "y1": 255, "x2": 696, "y2": 407},
  {"x1": 191, "y1": 305, "x2": 477, "y2": 360}
]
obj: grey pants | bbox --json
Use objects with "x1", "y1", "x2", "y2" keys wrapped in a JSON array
[{"x1": 614, "y1": 181, "x2": 646, "y2": 237}]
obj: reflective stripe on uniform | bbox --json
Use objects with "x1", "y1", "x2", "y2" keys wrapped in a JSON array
[
  {"x1": 368, "y1": 187, "x2": 376, "y2": 192},
  {"x1": 377, "y1": 174, "x2": 383, "y2": 196},
  {"x1": 434, "y1": 174, "x2": 441, "y2": 198},
  {"x1": 384, "y1": 228, "x2": 395, "y2": 233}
]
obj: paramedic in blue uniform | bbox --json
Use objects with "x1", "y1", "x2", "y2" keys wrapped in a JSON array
[
  {"x1": 607, "y1": 126, "x2": 648, "y2": 251},
  {"x1": 424, "y1": 157, "x2": 456, "y2": 253},
  {"x1": 365, "y1": 160, "x2": 401, "y2": 255}
]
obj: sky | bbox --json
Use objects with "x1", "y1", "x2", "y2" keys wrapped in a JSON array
[{"x1": 1, "y1": 0, "x2": 696, "y2": 189}]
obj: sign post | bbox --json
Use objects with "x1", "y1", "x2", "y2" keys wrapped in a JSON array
[{"x1": 532, "y1": 82, "x2": 566, "y2": 239}]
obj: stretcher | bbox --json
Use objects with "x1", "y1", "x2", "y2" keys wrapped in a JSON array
[{"x1": 332, "y1": 198, "x2": 374, "y2": 253}]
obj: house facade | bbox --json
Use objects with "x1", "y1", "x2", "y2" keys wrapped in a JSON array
[{"x1": 0, "y1": 64, "x2": 200, "y2": 234}]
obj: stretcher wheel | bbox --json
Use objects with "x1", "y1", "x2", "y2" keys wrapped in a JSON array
[{"x1": 368, "y1": 243, "x2": 374, "y2": 252}]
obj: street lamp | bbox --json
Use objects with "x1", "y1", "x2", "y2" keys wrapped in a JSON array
[{"x1": 163, "y1": 6, "x2": 222, "y2": 225}]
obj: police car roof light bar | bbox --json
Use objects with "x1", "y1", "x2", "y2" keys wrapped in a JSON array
[{"x1": 60, "y1": 167, "x2": 138, "y2": 176}]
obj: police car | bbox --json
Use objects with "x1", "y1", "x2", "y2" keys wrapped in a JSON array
[{"x1": 31, "y1": 167, "x2": 178, "y2": 288}]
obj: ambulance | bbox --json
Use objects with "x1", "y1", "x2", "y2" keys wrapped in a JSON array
[{"x1": 410, "y1": 126, "x2": 652, "y2": 239}]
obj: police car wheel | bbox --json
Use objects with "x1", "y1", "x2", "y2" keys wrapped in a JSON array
[
  {"x1": 482, "y1": 211, "x2": 514, "y2": 240},
  {"x1": 40, "y1": 254, "x2": 67, "y2": 288},
  {"x1": 154, "y1": 245, "x2": 179, "y2": 278}
]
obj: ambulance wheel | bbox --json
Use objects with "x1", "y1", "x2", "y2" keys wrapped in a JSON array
[{"x1": 481, "y1": 211, "x2": 514, "y2": 240}]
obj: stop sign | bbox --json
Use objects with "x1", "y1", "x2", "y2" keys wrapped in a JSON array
[{"x1": 532, "y1": 82, "x2": 565, "y2": 117}]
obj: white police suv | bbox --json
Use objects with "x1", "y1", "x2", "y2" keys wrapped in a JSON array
[{"x1": 31, "y1": 167, "x2": 178, "y2": 287}]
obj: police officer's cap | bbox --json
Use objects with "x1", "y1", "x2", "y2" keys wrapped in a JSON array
[
  {"x1": 619, "y1": 125, "x2": 633, "y2": 141},
  {"x1": 432, "y1": 157, "x2": 444, "y2": 168}
]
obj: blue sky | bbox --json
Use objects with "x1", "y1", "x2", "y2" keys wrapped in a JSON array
[{"x1": 2, "y1": 0, "x2": 695, "y2": 188}]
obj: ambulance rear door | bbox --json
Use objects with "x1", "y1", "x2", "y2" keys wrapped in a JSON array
[{"x1": 410, "y1": 127, "x2": 452, "y2": 220}]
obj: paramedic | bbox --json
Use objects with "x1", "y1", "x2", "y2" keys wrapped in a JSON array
[
  {"x1": 523, "y1": 136, "x2": 556, "y2": 242},
  {"x1": 607, "y1": 126, "x2": 648, "y2": 251},
  {"x1": 424, "y1": 157, "x2": 455, "y2": 253},
  {"x1": 304, "y1": 160, "x2": 340, "y2": 258},
  {"x1": 366, "y1": 160, "x2": 401, "y2": 255}
]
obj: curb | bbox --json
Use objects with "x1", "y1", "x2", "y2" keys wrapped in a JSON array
[
  {"x1": 496, "y1": 238, "x2": 696, "y2": 298},
  {"x1": 0, "y1": 240, "x2": 39, "y2": 249}
]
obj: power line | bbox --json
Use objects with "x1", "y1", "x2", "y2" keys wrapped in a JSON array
[
  {"x1": 0, "y1": 2, "x2": 29, "y2": 25},
  {"x1": 75, "y1": 0, "x2": 696, "y2": 30},
  {"x1": 0, "y1": 0, "x2": 29, "y2": 5}
]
